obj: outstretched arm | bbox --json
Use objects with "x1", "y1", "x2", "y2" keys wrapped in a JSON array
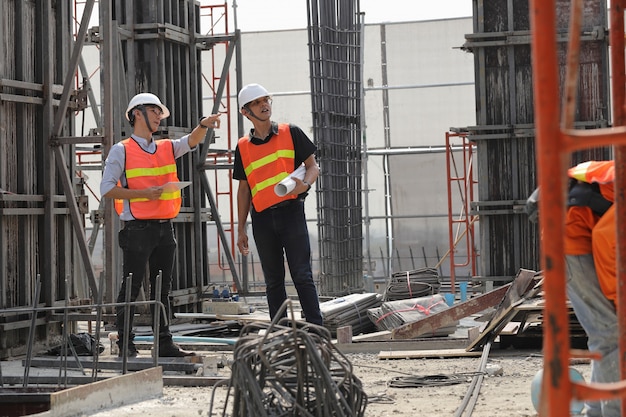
[{"x1": 188, "y1": 114, "x2": 222, "y2": 148}]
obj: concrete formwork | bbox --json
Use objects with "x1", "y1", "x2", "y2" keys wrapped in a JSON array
[
  {"x1": 466, "y1": 0, "x2": 611, "y2": 283},
  {"x1": 0, "y1": 0, "x2": 82, "y2": 357}
]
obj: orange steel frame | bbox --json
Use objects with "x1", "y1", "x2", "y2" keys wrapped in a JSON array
[
  {"x1": 530, "y1": 0, "x2": 626, "y2": 415},
  {"x1": 445, "y1": 132, "x2": 478, "y2": 293}
]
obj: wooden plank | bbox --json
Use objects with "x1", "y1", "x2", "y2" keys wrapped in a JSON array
[
  {"x1": 378, "y1": 349, "x2": 482, "y2": 360},
  {"x1": 351, "y1": 330, "x2": 392, "y2": 342},
  {"x1": 391, "y1": 284, "x2": 511, "y2": 340},
  {"x1": 465, "y1": 269, "x2": 540, "y2": 352},
  {"x1": 336, "y1": 337, "x2": 469, "y2": 355}
]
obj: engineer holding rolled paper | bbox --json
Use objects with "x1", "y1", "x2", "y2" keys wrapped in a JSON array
[{"x1": 233, "y1": 83, "x2": 323, "y2": 325}]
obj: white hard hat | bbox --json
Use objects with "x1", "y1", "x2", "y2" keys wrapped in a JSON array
[
  {"x1": 125, "y1": 93, "x2": 170, "y2": 120},
  {"x1": 238, "y1": 84, "x2": 270, "y2": 110}
]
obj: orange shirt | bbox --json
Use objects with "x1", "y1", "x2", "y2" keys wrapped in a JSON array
[
  {"x1": 592, "y1": 204, "x2": 617, "y2": 303},
  {"x1": 564, "y1": 205, "x2": 599, "y2": 255},
  {"x1": 599, "y1": 182, "x2": 614, "y2": 203}
]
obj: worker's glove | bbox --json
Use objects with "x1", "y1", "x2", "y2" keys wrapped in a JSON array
[{"x1": 525, "y1": 187, "x2": 539, "y2": 223}]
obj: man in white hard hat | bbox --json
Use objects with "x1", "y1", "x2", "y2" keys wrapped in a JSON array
[
  {"x1": 233, "y1": 83, "x2": 323, "y2": 325},
  {"x1": 100, "y1": 92, "x2": 221, "y2": 357}
]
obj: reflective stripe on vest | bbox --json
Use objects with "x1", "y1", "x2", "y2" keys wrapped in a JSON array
[
  {"x1": 238, "y1": 124, "x2": 296, "y2": 212},
  {"x1": 114, "y1": 138, "x2": 182, "y2": 219}
]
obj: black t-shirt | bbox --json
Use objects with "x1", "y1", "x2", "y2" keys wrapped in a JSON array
[{"x1": 232, "y1": 122, "x2": 316, "y2": 181}]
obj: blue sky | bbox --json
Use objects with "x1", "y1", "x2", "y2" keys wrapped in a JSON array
[{"x1": 233, "y1": 1, "x2": 473, "y2": 32}]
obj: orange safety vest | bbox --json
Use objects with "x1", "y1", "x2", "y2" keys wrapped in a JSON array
[
  {"x1": 114, "y1": 138, "x2": 182, "y2": 219},
  {"x1": 238, "y1": 124, "x2": 296, "y2": 212}
]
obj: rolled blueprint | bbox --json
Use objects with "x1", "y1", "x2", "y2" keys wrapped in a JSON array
[{"x1": 274, "y1": 165, "x2": 306, "y2": 197}]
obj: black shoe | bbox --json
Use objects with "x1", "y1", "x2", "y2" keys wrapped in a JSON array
[
  {"x1": 158, "y1": 343, "x2": 195, "y2": 357},
  {"x1": 117, "y1": 342, "x2": 138, "y2": 358}
]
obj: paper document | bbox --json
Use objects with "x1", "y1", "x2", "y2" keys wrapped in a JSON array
[
  {"x1": 274, "y1": 165, "x2": 306, "y2": 197},
  {"x1": 163, "y1": 181, "x2": 192, "y2": 192}
]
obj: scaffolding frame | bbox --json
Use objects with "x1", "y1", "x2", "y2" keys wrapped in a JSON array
[{"x1": 445, "y1": 132, "x2": 478, "y2": 292}]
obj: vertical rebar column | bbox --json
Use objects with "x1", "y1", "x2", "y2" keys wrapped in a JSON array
[{"x1": 307, "y1": 0, "x2": 363, "y2": 296}]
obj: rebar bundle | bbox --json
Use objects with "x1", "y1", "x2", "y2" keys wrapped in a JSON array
[
  {"x1": 218, "y1": 303, "x2": 367, "y2": 417},
  {"x1": 383, "y1": 268, "x2": 441, "y2": 301}
]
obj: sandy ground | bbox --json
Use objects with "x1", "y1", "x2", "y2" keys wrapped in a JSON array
[
  {"x1": 1, "y1": 300, "x2": 591, "y2": 417},
  {"x1": 79, "y1": 347, "x2": 591, "y2": 417}
]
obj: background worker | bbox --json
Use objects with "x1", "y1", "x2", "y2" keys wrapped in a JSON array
[
  {"x1": 233, "y1": 83, "x2": 323, "y2": 325},
  {"x1": 529, "y1": 160, "x2": 619, "y2": 416},
  {"x1": 100, "y1": 92, "x2": 221, "y2": 357}
]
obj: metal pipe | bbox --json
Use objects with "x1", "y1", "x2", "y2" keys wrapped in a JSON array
[
  {"x1": 152, "y1": 270, "x2": 162, "y2": 364},
  {"x1": 92, "y1": 271, "x2": 105, "y2": 381},
  {"x1": 122, "y1": 273, "x2": 133, "y2": 374},
  {"x1": 367, "y1": 145, "x2": 466, "y2": 155},
  {"x1": 379, "y1": 24, "x2": 394, "y2": 278},
  {"x1": 133, "y1": 335, "x2": 236, "y2": 345},
  {"x1": 23, "y1": 275, "x2": 41, "y2": 387},
  {"x1": 359, "y1": 11, "x2": 371, "y2": 280}
]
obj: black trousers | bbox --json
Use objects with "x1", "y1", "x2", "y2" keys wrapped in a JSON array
[{"x1": 115, "y1": 220, "x2": 176, "y2": 345}]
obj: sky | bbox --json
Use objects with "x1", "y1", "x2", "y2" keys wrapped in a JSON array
[{"x1": 231, "y1": 0, "x2": 473, "y2": 32}]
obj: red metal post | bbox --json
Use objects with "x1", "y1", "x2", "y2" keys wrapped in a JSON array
[
  {"x1": 529, "y1": 0, "x2": 572, "y2": 415},
  {"x1": 610, "y1": 3, "x2": 626, "y2": 412},
  {"x1": 531, "y1": 0, "x2": 626, "y2": 415}
]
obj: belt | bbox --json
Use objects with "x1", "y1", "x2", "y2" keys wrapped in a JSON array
[
  {"x1": 125, "y1": 219, "x2": 171, "y2": 224},
  {"x1": 268, "y1": 197, "x2": 304, "y2": 210}
]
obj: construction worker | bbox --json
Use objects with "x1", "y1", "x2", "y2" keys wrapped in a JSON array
[
  {"x1": 528, "y1": 160, "x2": 619, "y2": 416},
  {"x1": 100, "y1": 92, "x2": 221, "y2": 357},
  {"x1": 233, "y1": 83, "x2": 323, "y2": 325}
]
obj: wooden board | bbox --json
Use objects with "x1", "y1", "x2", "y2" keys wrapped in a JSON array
[
  {"x1": 351, "y1": 330, "x2": 392, "y2": 342},
  {"x1": 378, "y1": 349, "x2": 482, "y2": 360}
]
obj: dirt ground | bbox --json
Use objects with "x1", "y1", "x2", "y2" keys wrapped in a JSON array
[{"x1": 81, "y1": 347, "x2": 590, "y2": 417}]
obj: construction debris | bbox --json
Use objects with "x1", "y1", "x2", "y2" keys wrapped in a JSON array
[
  {"x1": 368, "y1": 294, "x2": 457, "y2": 335},
  {"x1": 466, "y1": 269, "x2": 541, "y2": 351},
  {"x1": 390, "y1": 284, "x2": 511, "y2": 339}
]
